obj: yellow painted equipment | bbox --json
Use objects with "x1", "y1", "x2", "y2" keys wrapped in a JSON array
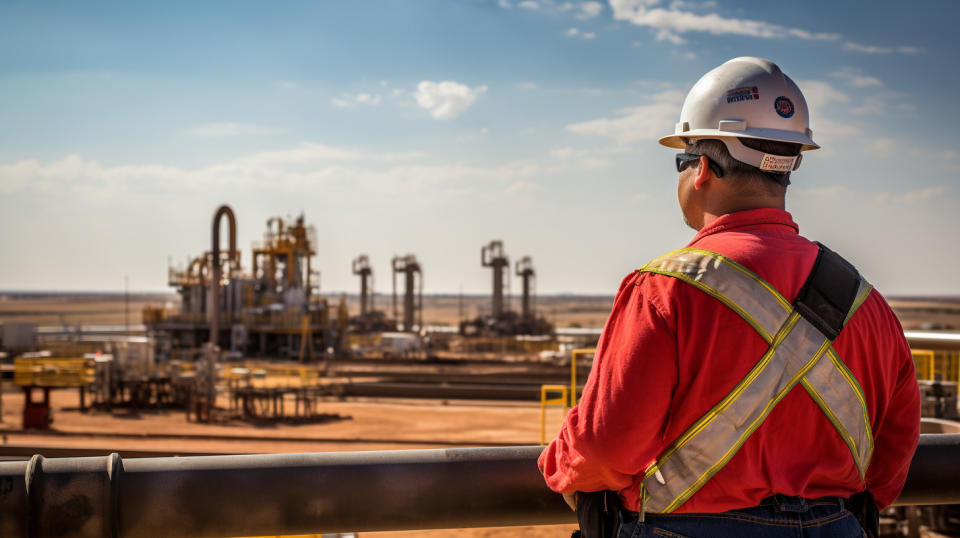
[
  {"x1": 540, "y1": 384, "x2": 569, "y2": 445},
  {"x1": 913, "y1": 350, "x2": 936, "y2": 381},
  {"x1": 13, "y1": 357, "x2": 94, "y2": 387},
  {"x1": 569, "y1": 348, "x2": 595, "y2": 407},
  {"x1": 912, "y1": 348, "x2": 960, "y2": 384}
]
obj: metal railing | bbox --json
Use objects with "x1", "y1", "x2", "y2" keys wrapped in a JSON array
[{"x1": 1, "y1": 435, "x2": 957, "y2": 537}]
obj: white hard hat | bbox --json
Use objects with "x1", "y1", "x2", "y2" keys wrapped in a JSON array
[{"x1": 659, "y1": 57, "x2": 818, "y2": 173}]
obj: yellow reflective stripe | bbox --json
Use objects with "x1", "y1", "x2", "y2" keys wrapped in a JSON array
[
  {"x1": 661, "y1": 328, "x2": 833, "y2": 513},
  {"x1": 679, "y1": 248, "x2": 793, "y2": 312},
  {"x1": 800, "y1": 377, "x2": 863, "y2": 477},
  {"x1": 642, "y1": 267, "x2": 774, "y2": 343},
  {"x1": 844, "y1": 281, "x2": 874, "y2": 325},
  {"x1": 827, "y1": 348, "x2": 875, "y2": 463},
  {"x1": 644, "y1": 312, "x2": 800, "y2": 481}
]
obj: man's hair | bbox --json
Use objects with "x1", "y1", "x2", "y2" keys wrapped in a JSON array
[{"x1": 685, "y1": 138, "x2": 802, "y2": 197}]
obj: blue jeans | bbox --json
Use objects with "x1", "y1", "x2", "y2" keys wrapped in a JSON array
[{"x1": 617, "y1": 495, "x2": 865, "y2": 537}]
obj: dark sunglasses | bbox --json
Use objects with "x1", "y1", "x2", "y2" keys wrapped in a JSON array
[{"x1": 676, "y1": 153, "x2": 724, "y2": 178}]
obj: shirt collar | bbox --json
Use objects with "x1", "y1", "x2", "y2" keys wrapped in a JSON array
[{"x1": 688, "y1": 208, "x2": 799, "y2": 246}]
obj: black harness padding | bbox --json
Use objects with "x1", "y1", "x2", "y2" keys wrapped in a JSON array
[{"x1": 793, "y1": 242, "x2": 861, "y2": 341}]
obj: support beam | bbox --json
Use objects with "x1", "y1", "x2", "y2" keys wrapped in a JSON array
[{"x1": 0, "y1": 435, "x2": 956, "y2": 537}]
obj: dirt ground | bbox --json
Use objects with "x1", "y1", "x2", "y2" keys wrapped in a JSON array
[{"x1": 0, "y1": 385, "x2": 577, "y2": 537}]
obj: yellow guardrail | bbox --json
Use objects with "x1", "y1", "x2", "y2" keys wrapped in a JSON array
[
  {"x1": 539, "y1": 384, "x2": 569, "y2": 445},
  {"x1": 911, "y1": 348, "x2": 960, "y2": 384},
  {"x1": 569, "y1": 348, "x2": 594, "y2": 408},
  {"x1": 913, "y1": 349, "x2": 936, "y2": 381}
]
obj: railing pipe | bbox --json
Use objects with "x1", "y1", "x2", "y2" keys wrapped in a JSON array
[
  {"x1": 0, "y1": 435, "x2": 957, "y2": 538},
  {"x1": 904, "y1": 331, "x2": 960, "y2": 352}
]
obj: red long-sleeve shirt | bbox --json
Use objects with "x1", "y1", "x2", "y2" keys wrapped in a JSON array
[{"x1": 539, "y1": 208, "x2": 920, "y2": 513}]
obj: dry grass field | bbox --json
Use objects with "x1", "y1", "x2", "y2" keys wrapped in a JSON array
[
  {"x1": 0, "y1": 291, "x2": 615, "y2": 330},
  {"x1": 1, "y1": 291, "x2": 956, "y2": 331}
]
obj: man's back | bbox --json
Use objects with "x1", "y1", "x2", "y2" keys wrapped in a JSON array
[{"x1": 539, "y1": 208, "x2": 920, "y2": 513}]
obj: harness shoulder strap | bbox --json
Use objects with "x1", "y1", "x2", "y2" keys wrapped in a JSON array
[{"x1": 795, "y1": 242, "x2": 861, "y2": 340}]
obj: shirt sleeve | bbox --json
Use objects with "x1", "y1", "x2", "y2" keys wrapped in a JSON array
[
  {"x1": 867, "y1": 330, "x2": 921, "y2": 509},
  {"x1": 538, "y1": 272, "x2": 678, "y2": 493}
]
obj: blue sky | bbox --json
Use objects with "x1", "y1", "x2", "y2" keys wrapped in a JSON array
[{"x1": 1, "y1": 0, "x2": 958, "y2": 295}]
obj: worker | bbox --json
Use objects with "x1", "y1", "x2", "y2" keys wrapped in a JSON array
[{"x1": 539, "y1": 57, "x2": 920, "y2": 537}]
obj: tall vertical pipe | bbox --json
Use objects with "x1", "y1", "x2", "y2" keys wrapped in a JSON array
[
  {"x1": 516, "y1": 257, "x2": 535, "y2": 320},
  {"x1": 353, "y1": 255, "x2": 372, "y2": 317},
  {"x1": 482, "y1": 241, "x2": 509, "y2": 319},
  {"x1": 209, "y1": 205, "x2": 237, "y2": 347},
  {"x1": 392, "y1": 255, "x2": 421, "y2": 332}
]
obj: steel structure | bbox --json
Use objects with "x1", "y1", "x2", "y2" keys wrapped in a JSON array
[
  {"x1": 515, "y1": 256, "x2": 535, "y2": 320},
  {"x1": 146, "y1": 208, "x2": 333, "y2": 360},
  {"x1": 0, "y1": 435, "x2": 957, "y2": 537},
  {"x1": 391, "y1": 254, "x2": 423, "y2": 332},
  {"x1": 352, "y1": 255, "x2": 373, "y2": 317},
  {"x1": 349, "y1": 255, "x2": 395, "y2": 333},
  {"x1": 461, "y1": 241, "x2": 553, "y2": 337},
  {"x1": 482, "y1": 240, "x2": 510, "y2": 319}
]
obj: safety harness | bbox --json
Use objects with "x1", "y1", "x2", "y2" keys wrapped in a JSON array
[{"x1": 636, "y1": 244, "x2": 875, "y2": 515}]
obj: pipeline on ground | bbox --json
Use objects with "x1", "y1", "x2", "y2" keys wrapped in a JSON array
[{"x1": 0, "y1": 434, "x2": 957, "y2": 537}]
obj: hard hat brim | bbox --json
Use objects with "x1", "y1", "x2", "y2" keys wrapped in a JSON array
[{"x1": 659, "y1": 127, "x2": 819, "y2": 152}]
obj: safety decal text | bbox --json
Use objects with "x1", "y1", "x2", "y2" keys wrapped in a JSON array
[
  {"x1": 726, "y1": 86, "x2": 760, "y2": 103},
  {"x1": 759, "y1": 154, "x2": 797, "y2": 172}
]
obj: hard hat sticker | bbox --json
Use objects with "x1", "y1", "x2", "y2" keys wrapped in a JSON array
[
  {"x1": 774, "y1": 96, "x2": 795, "y2": 118},
  {"x1": 726, "y1": 86, "x2": 760, "y2": 103},
  {"x1": 760, "y1": 153, "x2": 797, "y2": 172}
]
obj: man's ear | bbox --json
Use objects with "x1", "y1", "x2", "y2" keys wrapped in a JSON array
[{"x1": 693, "y1": 155, "x2": 712, "y2": 190}]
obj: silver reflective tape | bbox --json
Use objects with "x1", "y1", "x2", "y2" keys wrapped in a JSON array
[
  {"x1": 643, "y1": 316, "x2": 830, "y2": 513},
  {"x1": 803, "y1": 350, "x2": 873, "y2": 476},
  {"x1": 644, "y1": 250, "x2": 790, "y2": 342}
]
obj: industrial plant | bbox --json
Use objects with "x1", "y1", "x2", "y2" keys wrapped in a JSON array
[{"x1": 0, "y1": 203, "x2": 958, "y2": 537}]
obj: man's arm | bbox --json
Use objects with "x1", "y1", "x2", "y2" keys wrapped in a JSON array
[
  {"x1": 866, "y1": 333, "x2": 921, "y2": 509},
  {"x1": 538, "y1": 273, "x2": 678, "y2": 494}
]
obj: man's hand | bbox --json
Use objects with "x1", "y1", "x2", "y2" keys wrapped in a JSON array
[{"x1": 563, "y1": 491, "x2": 578, "y2": 511}]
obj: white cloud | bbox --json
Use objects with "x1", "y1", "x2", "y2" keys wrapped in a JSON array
[
  {"x1": 655, "y1": 28, "x2": 686, "y2": 45},
  {"x1": 518, "y1": 0, "x2": 539, "y2": 8},
  {"x1": 0, "y1": 145, "x2": 539, "y2": 202},
  {"x1": 184, "y1": 123, "x2": 281, "y2": 137},
  {"x1": 874, "y1": 187, "x2": 948, "y2": 204},
  {"x1": 499, "y1": 0, "x2": 512, "y2": 7},
  {"x1": 505, "y1": 180, "x2": 538, "y2": 194},
  {"x1": 548, "y1": 147, "x2": 611, "y2": 169},
  {"x1": 565, "y1": 89, "x2": 684, "y2": 145},
  {"x1": 843, "y1": 42, "x2": 924, "y2": 54},
  {"x1": 330, "y1": 92, "x2": 382, "y2": 108},
  {"x1": 517, "y1": 81, "x2": 538, "y2": 90},
  {"x1": 831, "y1": 68, "x2": 883, "y2": 88},
  {"x1": 567, "y1": 27, "x2": 595, "y2": 40},
  {"x1": 414, "y1": 80, "x2": 488, "y2": 120},
  {"x1": 610, "y1": 0, "x2": 842, "y2": 41},
  {"x1": 576, "y1": 1, "x2": 604, "y2": 19},
  {"x1": 796, "y1": 80, "x2": 850, "y2": 112},
  {"x1": 869, "y1": 138, "x2": 895, "y2": 153}
]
